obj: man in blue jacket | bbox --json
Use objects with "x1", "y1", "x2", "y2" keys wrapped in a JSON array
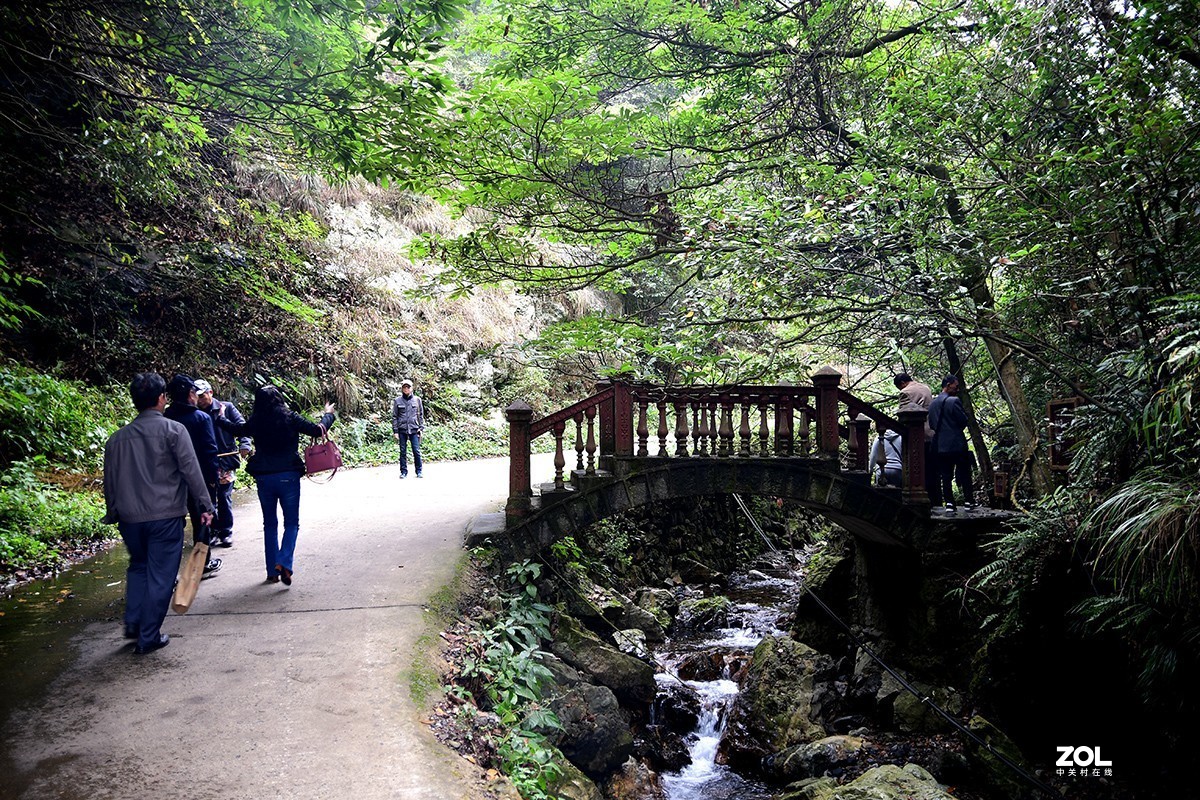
[
  {"x1": 926, "y1": 374, "x2": 976, "y2": 512},
  {"x1": 195, "y1": 379, "x2": 250, "y2": 549},
  {"x1": 165, "y1": 373, "x2": 223, "y2": 576}
]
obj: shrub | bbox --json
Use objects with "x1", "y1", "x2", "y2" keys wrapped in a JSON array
[
  {"x1": 0, "y1": 459, "x2": 107, "y2": 571},
  {"x1": 0, "y1": 362, "x2": 122, "y2": 471}
]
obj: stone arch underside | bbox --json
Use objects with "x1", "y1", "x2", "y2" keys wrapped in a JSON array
[{"x1": 506, "y1": 459, "x2": 932, "y2": 552}]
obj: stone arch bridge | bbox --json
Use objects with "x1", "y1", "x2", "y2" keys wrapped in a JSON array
[
  {"x1": 464, "y1": 368, "x2": 1017, "y2": 663},
  {"x1": 467, "y1": 368, "x2": 1012, "y2": 551}
]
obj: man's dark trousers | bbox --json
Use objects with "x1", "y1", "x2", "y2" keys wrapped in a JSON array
[
  {"x1": 120, "y1": 517, "x2": 184, "y2": 651},
  {"x1": 939, "y1": 450, "x2": 974, "y2": 505},
  {"x1": 398, "y1": 431, "x2": 422, "y2": 477},
  {"x1": 214, "y1": 480, "x2": 235, "y2": 538}
]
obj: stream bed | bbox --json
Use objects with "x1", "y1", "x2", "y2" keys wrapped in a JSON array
[{"x1": 651, "y1": 551, "x2": 805, "y2": 800}]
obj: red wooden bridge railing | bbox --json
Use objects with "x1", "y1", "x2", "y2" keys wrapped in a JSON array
[{"x1": 504, "y1": 367, "x2": 930, "y2": 521}]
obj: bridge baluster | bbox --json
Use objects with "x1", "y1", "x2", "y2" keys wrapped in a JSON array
[
  {"x1": 707, "y1": 399, "x2": 717, "y2": 455},
  {"x1": 674, "y1": 401, "x2": 690, "y2": 457},
  {"x1": 657, "y1": 399, "x2": 669, "y2": 457},
  {"x1": 585, "y1": 404, "x2": 598, "y2": 474},
  {"x1": 852, "y1": 414, "x2": 873, "y2": 472},
  {"x1": 636, "y1": 397, "x2": 649, "y2": 458},
  {"x1": 775, "y1": 396, "x2": 793, "y2": 456},
  {"x1": 718, "y1": 394, "x2": 734, "y2": 457},
  {"x1": 552, "y1": 421, "x2": 567, "y2": 490},
  {"x1": 692, "y1": 398, "x2": 706, "y2": 456},
  {"x1": 758, "y1": 397, "x2": 770, "y2": 456},
  {"x1": 574, "y1": 412, "x2": 584, "y2": 471},
  {"x1": 739, "y1": 400, "x2": 751, "y2": 456},
  {"x1": 797, "y1": 407, "x2": 811, "y2": 456}
]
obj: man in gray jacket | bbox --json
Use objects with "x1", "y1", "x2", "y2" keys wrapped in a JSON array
[
  {"x1": 103, "y1": 372, "x2": 215, "y2": 654},
  {"x1": 391, "y1": 378, "x2": 425, "y2": 478}
]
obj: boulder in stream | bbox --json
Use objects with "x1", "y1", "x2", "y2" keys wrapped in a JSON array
[
  {"x1": 549, "y1": 614, "x2": 657, "y2": 705},
  {"x1": 602, "y1": 757, "x2": 666, "y2": 800},
  {"x1": 635, "y1": 588, "x2": 679, "y2": 630},
  {"x1": 767, "y1": 734, "x2": 873, "y2": 782},
  {"x1": 790, "y1": 763, "x2": 957, "y2": 800},
  {"x1": 548, "y1": 680, "x2": 635, "y2": 776},
  {"x1": 676, "y1": 595, "x2": 733, "y2": 632},
  {"x1": 718, "y1": 634, "x2": 837, "y2": 773}
]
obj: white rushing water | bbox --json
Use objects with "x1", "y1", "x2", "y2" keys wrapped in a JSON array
[{"x1": 656, "y1": 564, "x2": 799, "y2": 800}]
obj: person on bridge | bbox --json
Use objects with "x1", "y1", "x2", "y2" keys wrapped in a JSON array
[
  {"x1": 927, "y1": 375, "x2": 976, "y2": 512},
  {"x1": 215, "y1": 385, "x2": 336, "y2": 585},
  {"x1": 870, "y1": 426, "x2": 903, "y2": 487},
  {"x1": 893, "y1": 372, "x2": 941, "y2": 505},
  {"x1": 195, "y1": 378, "x2": 251, "y2": 549},
  {"x1": 391, "y1": 378, "x2": 425, "y2": 479},
  {"x1": 102, "y1": 372, "x2": 215, "y2": 655},
  {"x1": 165, "y1": 373, "x2": 223, "y2": 579}
]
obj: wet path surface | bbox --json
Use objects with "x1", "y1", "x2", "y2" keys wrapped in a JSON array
[
  {"x1": 0, "y1": 457, "x2": 548, "y2": 800},
  {"x1": 0, "y1": 546, "x2": 129, "y2": 731}
]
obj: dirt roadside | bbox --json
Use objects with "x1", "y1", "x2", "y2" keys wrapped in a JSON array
[{"x1": 0, "y1": 456, "x2": 547, "y2": 800}]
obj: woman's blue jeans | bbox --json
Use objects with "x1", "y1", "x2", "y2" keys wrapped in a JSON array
[{"x1": 256, "y1": 471, "x2": 301, "y2": 578}]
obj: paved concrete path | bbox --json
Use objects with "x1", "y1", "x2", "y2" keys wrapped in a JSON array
[{"x1": 0, "y1": 456, "x2": 548, "y2": 800}]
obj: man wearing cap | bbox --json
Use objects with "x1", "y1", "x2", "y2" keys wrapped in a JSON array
[
  {"x1": 164, "y1": 373, "x2": 223, "y2": 575},
  {"x1": 103, "y1": 372, "x2": 215, "y2": 654},
  {"x1": 195, "y1": 379, "x2": 251, "y2": 548},
  {"x1": 927, "y1": 374, "x2": 976, "y2": 512},
  {"x1": 391, "y1": 378, "x2": 425, "y2": 479}
]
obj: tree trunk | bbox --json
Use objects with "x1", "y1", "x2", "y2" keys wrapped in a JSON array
[{"x1": 938, "y1": 330, "x2": 994, "y2": 488}]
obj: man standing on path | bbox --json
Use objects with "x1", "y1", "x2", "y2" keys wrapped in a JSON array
[
  {"x1": 165, "y1": 373, "x2": 223, "y2": 577},
  {"x1": 893, "y1": 372, "x2": 941, "y2": 505},
  {"x1": 391, "y1": 378, "x2": 425, "y2": 479},
  {"x1": 927, "y1": 374, "x2": 976, "y2": 512},
  {"x1": 195, "y1": 379, "x2": 251, "y2": 549},
  {"x1": 102, "y1": 372, "x2": 215, "y2": 654}
]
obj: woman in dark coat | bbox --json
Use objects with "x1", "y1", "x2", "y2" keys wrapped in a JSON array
[{"x1": 217, "y1": 385, "x2": 335, "y2": 585}]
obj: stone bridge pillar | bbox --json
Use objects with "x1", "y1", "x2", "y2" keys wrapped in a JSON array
[
  {"x1": 505, "y1": 400, "x2": 534, "y2": 522},
  {"x1": 898, "y1": 406, "x2": 931, "y2": 507},
  {"x1": 812, "y1": 366, "x2": 843, "y2": 463}
]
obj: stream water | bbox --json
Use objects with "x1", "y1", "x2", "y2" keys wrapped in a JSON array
[
  {"x1": 0, "y1": 542, "x2": 128, "y2": 728},
  {"x1": 653, "y1": 553, "x2": 804, "y2": 800}
]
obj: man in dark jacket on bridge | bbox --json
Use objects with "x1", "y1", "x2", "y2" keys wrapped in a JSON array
[
  {"x1": 165, "y1": 373, "x2": 223, "y2": 576},
  {"x1": 195, "y1": 379, "x2": 250, "y2": 549},
  {"x1": 926, "y1": 375, "x2": 976, "y2": 512}
]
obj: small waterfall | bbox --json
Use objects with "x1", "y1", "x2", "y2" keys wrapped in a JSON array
[
  {"x1": 659, "y1": 675, "x2": 752, "y2": 799},
  {"x1": 653, "y1": 559, "x2": 800, "y2": 800}
]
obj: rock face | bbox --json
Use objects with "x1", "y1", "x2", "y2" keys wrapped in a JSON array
[
  {"x1": 549, "y1": 614, "x2": 657, "y2": 705},
  {"x1": 537, "y1": 653, "x2": 635, "y2": 777},
  {"x1": 790, "y1": 536, "x2": 855, "y2": 655},
  {"x1": 676, "y1": 595, "x2": 732, "y2": 632},
  {"x1": 964, "y1": 715, "x2": 1037, "y2": 800},
  {"x1": 791, "y1": 763, "x2": 958, "y2": 800},
  {"x1": 719, "y1": 635, "x2": 837, "y2": 773},
  {"x1": 767, "y1": 735, "x2": 872, "y2": 782},
  {"x1": 547, "y1": 757, "x2": 605, "y2": 800},
  {"x1": 549, "y1": 681, "x2": 635, "y2": 776}
]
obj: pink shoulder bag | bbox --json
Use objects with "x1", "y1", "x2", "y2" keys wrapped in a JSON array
[{"x1": 304, "y1": 424, "x2": 343, "y2": 482}]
